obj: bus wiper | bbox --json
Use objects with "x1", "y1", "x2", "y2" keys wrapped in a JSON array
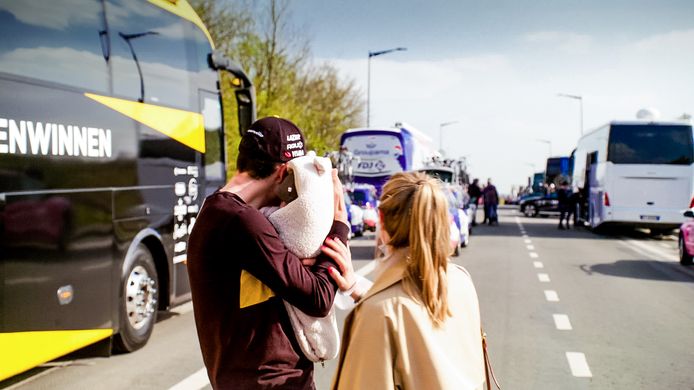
[{"x1": 119, "y1": 31, "x2": 159, "y2": 103}]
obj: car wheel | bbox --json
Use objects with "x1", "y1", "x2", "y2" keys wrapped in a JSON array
[
  {"x1": 525, "y1": 204, "x2": 537, "y2": 217},
  {"x1": 113, "y1": 244, "x2": 159, "y2": 353},
  {"x1": 679, "y1": 235, "x2": 693, "y2": 265}
]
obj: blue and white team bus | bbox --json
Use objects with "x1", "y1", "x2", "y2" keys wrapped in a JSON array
[{"x1": 339, "y1": 122, "x2": 437, "y2": 195}]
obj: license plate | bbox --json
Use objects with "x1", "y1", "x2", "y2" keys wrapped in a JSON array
[{"x1": 640, "y1": 215, "x2": 660, "y2": 221}]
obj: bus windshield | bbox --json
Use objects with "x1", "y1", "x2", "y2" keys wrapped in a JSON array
[
  {"x1": 343, "y1": 133, "x2": 404, "y2": 177},
  {"x1": 607, "y1": 124, "x2": 693, "y2": 165}
]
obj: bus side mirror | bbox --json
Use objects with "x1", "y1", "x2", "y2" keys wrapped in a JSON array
[
  {"x1": 235, "y1": 88, "x2": 256, "y2": 135},
  {"x1": 684, "y1": 210, "x2": 694, "y2": 218},
  {"x1": 209, "y1": 50, "x2": 256, "y2": 135}
]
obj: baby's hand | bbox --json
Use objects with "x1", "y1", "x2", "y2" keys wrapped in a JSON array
[{"x1": 301, "y1": 258, "x2": 316, "y2": 266}]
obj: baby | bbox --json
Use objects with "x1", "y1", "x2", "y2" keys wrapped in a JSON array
[{"x1": 261, "y1": 152, "x2": 340, "y2": 363}]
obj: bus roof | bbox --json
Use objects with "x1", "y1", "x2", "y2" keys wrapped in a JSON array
[{"x1": 580, "y1": 119, "x2": 692, "y2": 139}]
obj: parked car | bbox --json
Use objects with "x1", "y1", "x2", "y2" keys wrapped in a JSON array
[
  {"x1": 679, "y1": 209, "x2": 694, "y2": 265},
  {"x1": 444, "y1": 186, "x2": 470, "y2": 254},
  {"x1": 344, "y1": 192, "x2": 364, "y2": 237},
  {"x1": 349, "y1": 184, "x2": 378, "y2": 232},
  {"x1": 519, "y1": 192, "x2": 559, "y2": 217}
]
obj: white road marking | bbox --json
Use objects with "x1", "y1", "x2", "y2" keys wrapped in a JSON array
[
  {"x1": 527, "y1": 245, "x2": 535, "y2": 250},
  {"x1": 553, "y1": 314, "x2": 573, "y2": 330},
  {"x1": 544, "y1": 290, "x2": 559, "y2": 302},
  {"x1": 524, "y1": 239, "x2": 532, "y2": 244},
  {"x1": 529, "y1": 252, "x2": 539, "y2": 258},
  {"x1": 566, "y1": 352, "x2": 593, "y2": 377},
  {"x1": 620, "y1": 239, "x2": 678, "y2": 262},
  {"x1": 538, "y1": 273, "x2": 550, "y2": 282},
  {"x1": 169, "y1": 368, "x2": 209, "y2": 390},
  {"x1": 533, "y1": 261, "x2": 544, "y2": 268}
]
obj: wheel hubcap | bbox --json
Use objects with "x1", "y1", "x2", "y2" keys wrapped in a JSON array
[{"x1": 125, "y1": 265, "x2": 157, "y2": 330}]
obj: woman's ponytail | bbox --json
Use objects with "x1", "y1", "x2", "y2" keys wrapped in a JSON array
[{"x1": 379, "y1": 172, "x2": 452, "y2": 326}]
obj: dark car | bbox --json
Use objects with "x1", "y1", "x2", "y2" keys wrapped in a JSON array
[{"x1": 519, "y1": 192, "x2": 559, "y2": 217}]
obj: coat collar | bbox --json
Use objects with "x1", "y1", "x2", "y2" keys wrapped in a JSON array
[{"x1": 359, "y1": 247, "x2": 410, "y2": 303}]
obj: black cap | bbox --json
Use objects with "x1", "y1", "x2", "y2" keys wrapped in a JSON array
[{"x1": 239, "y1": 117, "x2": 306, "y2": 162}]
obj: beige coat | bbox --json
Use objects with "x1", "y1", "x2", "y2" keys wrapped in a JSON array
[{"x1": 332, "y1": 248, "x2": 486, "y2": 390}]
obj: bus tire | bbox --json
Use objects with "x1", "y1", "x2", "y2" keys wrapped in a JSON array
[{"x1": 113, "y1": 244, "x2": 159, "y2": 353}]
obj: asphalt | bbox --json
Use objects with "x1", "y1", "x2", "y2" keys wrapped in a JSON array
[{"x1": 4, "y1": 207, "x2": 694, "y2": 390}]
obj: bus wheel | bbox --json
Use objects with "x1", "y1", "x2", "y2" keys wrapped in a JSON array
[{"x1": 114, "y1": 244, "x2": 159, "y2": 353}]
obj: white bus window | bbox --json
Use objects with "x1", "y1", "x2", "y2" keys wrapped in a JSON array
[
  {"x1": 0, "y1": 0, "x2": 109, "y2": 92},
  {"x1": 608, "y1": 125, "x2": 693, "y2": 165}
]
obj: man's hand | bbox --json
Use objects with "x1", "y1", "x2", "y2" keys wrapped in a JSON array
[{"x1": 332, "y1": 169, "x2": 348, "y2": 224}]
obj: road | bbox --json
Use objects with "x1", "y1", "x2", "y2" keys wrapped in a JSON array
[{"x1": 3, "y1": 207, "x2": 694, "y2": 390}]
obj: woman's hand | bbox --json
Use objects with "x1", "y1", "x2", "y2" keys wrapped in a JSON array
[{"x1": 321, "y1": 237, "x2": 355, "y2": 292}]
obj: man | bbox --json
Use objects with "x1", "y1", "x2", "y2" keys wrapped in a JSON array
[
  {"x1": 187, "y1": 117, "x2": 351, "y2": 389},
  {"x1": 483, "y1": 178, "x2": 499, "y2": 225},
  {"x1": 557, "y1": 179, "x2": 572, "y2": 229},
  {"x1": 468, "y1": 178, "x2": 482, "y2": 226}
]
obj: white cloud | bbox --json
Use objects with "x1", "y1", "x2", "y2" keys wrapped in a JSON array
[
  {"x1": 523, "y1": 31, "x2": 593, "y2": 54},
  {"x1": 0, "y1": 0, "x2": 101, "y2": 30}
]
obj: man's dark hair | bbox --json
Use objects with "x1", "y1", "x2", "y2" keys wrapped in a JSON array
[{"x1": 236, "y1": 149, "x2": 280, "y2": 179}]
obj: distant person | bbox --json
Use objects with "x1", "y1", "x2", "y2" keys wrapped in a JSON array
[
  {"x1": 468, "y1": 178, "x2": 482, "y2": 226},
  {"x1": 326, "y1": 172, "x2": 487, "y2": 389},
  {"x1": 557, "y1": 180, "x2": 572, "y2": 229},
  {"x1": 483, "y1": 178, "x2": 499, "y2": 226},
  {"x1": 186, "y1": 117, "x2": 351, "y2": 389}
]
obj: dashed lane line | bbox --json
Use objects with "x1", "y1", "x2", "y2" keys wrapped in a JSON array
[
  {"x1": 168, "y1": 368, "x2": 209, "y2": 390},
  {"x1": 529, "y1": 252, "x2": 539, "y2": 258},
  {"x1": 553, "y1": 314, "x2": 573, "y2": 330},
  {"x1": 524, "y1": 239, "x2": 532, "y2": 244},
  {"x1": 533, "y1": 261, "x2": 544, "y2": 269},
  {"x1": 544, "y1": 290, "x2": 559, "y2": 302},
  {"x1": 527, "y1": 245, "x2": 535, "y2": 250},
  {"x1": 538, "y1": 273, "x2": 550, "y2": 282},
  {"x1": 566, "y1": 352, "x2": 593, "y2": 378}
]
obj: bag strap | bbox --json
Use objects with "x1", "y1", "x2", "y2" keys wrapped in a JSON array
[{"x1": 482, "y1": 329, "x2": 501, "y2": 390}]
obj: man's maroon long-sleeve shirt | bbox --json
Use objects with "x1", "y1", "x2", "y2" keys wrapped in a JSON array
[{"x1": 187, "y1": 191, "x2": 348, "y2": 389}]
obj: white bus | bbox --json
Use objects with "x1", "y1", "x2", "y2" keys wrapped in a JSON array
[{"x1": 572, "y1": 120, "x2": 694, "y2": 233}]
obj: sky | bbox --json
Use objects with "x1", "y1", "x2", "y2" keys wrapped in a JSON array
[{"x1": 285, "y1": 0, "x2": 694, "y2": 193}]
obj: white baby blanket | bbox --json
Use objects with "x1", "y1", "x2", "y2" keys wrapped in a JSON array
[{"x1": 267, "y1": 152, "x2": 340, "y2": 363}]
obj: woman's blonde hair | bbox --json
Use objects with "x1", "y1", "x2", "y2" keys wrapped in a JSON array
[{"x1": 379, "y1": 171, "x2": 451, "y2": 326}]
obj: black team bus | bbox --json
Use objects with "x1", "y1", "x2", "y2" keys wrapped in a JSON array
[{"x1": 0, "y1": 0, "x2": 255, "y2": 380}]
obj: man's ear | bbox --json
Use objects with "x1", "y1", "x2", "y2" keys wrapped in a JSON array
[{"x1": 275, "y1": 163, "x2": 289, "y2": 182}]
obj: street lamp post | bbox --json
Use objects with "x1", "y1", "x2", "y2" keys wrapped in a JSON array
[
  {"x1": 438, "y1": 120, "x2": 459, "y2": 154},
  {"x1": 557, "y1": 93, "x2": 584, "y2": 136},
  {"x1": 367, "y1": 47, "x2": 407, "y2": 127}
]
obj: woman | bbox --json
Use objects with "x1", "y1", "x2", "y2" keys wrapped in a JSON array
[{"x1": 323, "y1": 172, "x2": 487, "y2": 389}]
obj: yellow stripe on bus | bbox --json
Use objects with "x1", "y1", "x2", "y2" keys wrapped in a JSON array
[
  {"x1": 85, "y1": 93, "x2": 206, "y2": 153},
  {"x1": 0, "y1": 329, "x2": 113, "y2": 381},
  {"x1": 148, "y1": 0, "x2": 215, "y2": 48}
]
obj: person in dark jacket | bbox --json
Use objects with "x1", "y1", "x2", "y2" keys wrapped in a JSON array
[
  {"x1": 468, "y1": 178, "x2": 482, "y2": 226},
  {"x1": 557, "y1": 180, "x2": 572, "y2": 229},
  {"x1": 187, "y1": 117, "x2": 352, "y2": 389},
  {"x1": 483, "y1": 178, "x2": 499, "y2": 225}
]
